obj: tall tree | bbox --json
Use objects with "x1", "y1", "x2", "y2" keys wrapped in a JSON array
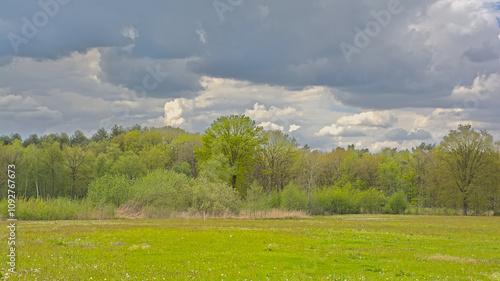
[
  {"x1": 353, "y1": 153, "x2": 380, "y2": 190},
  {"x1": 139, "y1": 144, "x2": 171, "y2": 173},
  {"x1": 63, "y1": 145, "x2": 94, "y2": 199},
  {"x1": 440, "y1": 124, "x2": 496, "y2": 215},
  {"x1": 111, "y1": 124, "x2": 125, "y2": 138},
  {"x1": 70, "y1": 130, "x2": 90, "y2": 146},
  {"x1": 171, "y1": 133, "x2": 202, "y2": 177},
  {"x1": 40, "y1": 141, "x2": 65, "y2": 197},
  {"x1": 0, "y1": 140, "x2": 24, "y2": 196},
  {"x1": 91, "y1": 128, "x2": 109, "y2": 143},
  {"x1": 21, "y1": 144, "x2": 42, "y2": 198},
  {"x1": 299, "y1": 149, "x2": 323, "y2": 205},
  {"x1": 256, "y1": 130, "x2": 299, "y2": 192},
  {"x1": 411, "y1": 144, "x2": 435, "y2": 206},
  {"x1": 195, "y1": 115, "x2": 266, "y2": 193},
  {"x1": 23, "y1": 133, "x2": 41, "y2": 147},
  {"x1": 112, "y1": 151, "x2": 146, "y2": 180}
]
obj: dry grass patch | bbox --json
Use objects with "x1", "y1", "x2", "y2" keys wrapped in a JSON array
[
  {"x1": 115, "y1": 205, "x2": 147, "y2": 219},
  {"x1": 114, "y1": 206, "x2": 308, "y2": 220},
  {"x1": 427, "y1": 254, "x2": 487, "y2": 264},
  {"x1": 236, "y1": 209, "x2": 308, "y2": 219}
]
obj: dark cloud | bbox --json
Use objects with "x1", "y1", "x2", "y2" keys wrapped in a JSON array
[
  {"x1": 462, "y1": 41, "x2": 499, "y2": 62},
  {"x1": 2, "y1": 1, "x2": 499, "y2": 109},
  {"x1": 387, "y1": 128, "x2": 432, "y2": 143},
  {"x1": 97, "y1": 48, "x2": 203, "y2": 98},
  {"x1": 1, "y1": 0, "x2": 500, "y2": 147}
]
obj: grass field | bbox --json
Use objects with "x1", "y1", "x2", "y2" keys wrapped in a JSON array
[{"x1": 2, "y1": 215, "x2": 500, "y2": 280}]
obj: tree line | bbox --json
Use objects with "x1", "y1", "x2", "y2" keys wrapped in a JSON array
[{"x1": 1, "y1": 115, "x2": 499, "y2": 216}]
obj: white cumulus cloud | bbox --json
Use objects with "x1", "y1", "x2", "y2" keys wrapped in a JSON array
[
  {"x1": 336, "y1": 111, "x2": 398, "y2": 128},
  {"x1": 258, "y1": 121, "x2": 284, "y2": 132},
  {"x1": 164, "y1": 98, "x2": 194, "y2": 127},
  {"x1": 289, "y1": 124, "x2": 301, "y2": 133}
]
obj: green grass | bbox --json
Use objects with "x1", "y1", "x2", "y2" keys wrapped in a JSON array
[{"x1": 2, "y1": 215, "x2": 500, "y2": 280}]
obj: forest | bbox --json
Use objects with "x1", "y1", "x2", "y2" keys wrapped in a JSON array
[{"x1": 1, "y1": 115, "x2": 499, "y2": 217}]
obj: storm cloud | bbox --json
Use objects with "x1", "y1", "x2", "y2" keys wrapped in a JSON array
[{"x1": 1, "y1": 0, "x2": 499, "y2": 151}]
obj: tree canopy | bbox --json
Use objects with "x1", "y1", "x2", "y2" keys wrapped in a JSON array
[
  {"x1": 196, "y1": 115, "x2": 267, "y2": 193},
  {"x1": 1, "y1": 121, "x2": 499, "y2": 216}
]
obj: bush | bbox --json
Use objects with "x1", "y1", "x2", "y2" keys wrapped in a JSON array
[
  {"x1": 131, "y1": 169, "x2": 193, "y2": 212},
  {"x1": 0, "y1": 198, "x2": 114, "y2": 220},
  {"x1": 280, "y1": 182, "x2": 308, "y2": 211},
  {"x1": 87, "y1": 174, "x2": 133, "y2": 207},
  {"x1": 310, "y1": 187, "x2": 360, "y2": 215},
  {"x1": 359, "y1": 189, "x2": 386, "y2": 214},
  {"x1": 386, "y1": 190, "x2": 408, "y2": 214},
  {"x1": 172, "y1": 162, "x2": 192, "y2": 177},
  {"x1": 268, "y1": 190, "x2": 281, "y2": 209},
  {"x1": 190, "y1": 177, "x2": 241, "y2": 215},
  {"x1": 245, "y1": 182, "x2": 270, "y2": 214}
]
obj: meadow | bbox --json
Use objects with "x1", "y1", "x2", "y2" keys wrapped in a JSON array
[{"x1": 2, "y1": 215, "x2": 500, "y2": 280}]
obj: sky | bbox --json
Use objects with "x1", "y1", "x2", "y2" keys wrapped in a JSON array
[{"x1": 1, "y1": 0, "x2": 500, "y2": 151}]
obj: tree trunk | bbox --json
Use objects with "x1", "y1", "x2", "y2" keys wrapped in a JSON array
[
  {"x1": 462, "y1": 200, "x2": 468, "y2": 216},
  {"x1": 36, "y1": 178, "x2": 39, "y2": 200},
  {"x1": 25, "y1": 169, "x2": 28, "y2": 198},
  {"x1": 232, "y1": 175, "x2": 237, "y2": 189}
]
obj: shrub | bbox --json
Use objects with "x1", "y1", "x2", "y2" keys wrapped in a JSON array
[
  {"x1": 245, "y1": 182, "x2": 270, "y2": 214},
  {"x1": 0, "y1": 198, "x2": 113, "y2": 220},
  {"x1": 268, "y1": 190, "x2": 281, "y2": 209},
  {"x1": 311, "y1": 187, "x2": 360, "y2": 215},
  {"x1": 359, "y1": 189, "x2": 386, "y2": 214},
  {"x1": 172, "y1": 162, "x2": 192, "y2": 177},
  {"x1": 386, "y1": 190, "x2": 408, "y2": 214},
  {"x1": 131, "y1": 169, "x2": 193, "y2": 212},
  {"x1": 87, "y1": 174, "x2": 133, "y2": 207},
  {"x1": 190, "y1": 177, "x2": 241, "y2": 215},
  {"x1": 280, "y1": 182, "x2": 308, "y2": 211}
]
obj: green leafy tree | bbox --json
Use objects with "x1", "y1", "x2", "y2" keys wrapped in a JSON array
[
  {"x1": 91, "y1": 128, "x2": 109, "y2": 143},
  {"x1": 245, "y1": 182, "x2": 269, "y2": 217},
  {"x1": 377, "y1": 150, "x2": 408, "y2": 196},
  {"x1": 20, "y1": 144, "x2": 42, "y2": 198},
  {"x1": 70, "y1": 130, "x2": 90, "y2": 146},
  {"x1": 410, "y1": 144, "x2": 436, "y2": 206},
  {"x1": 197, "y1": 153, "x2": 233, "y2": 183},
  {"x1": 195, "y1": 115, "x2": 266, "y2": 194},
  {"x1": 39, "y1": 141, "x2": 66, "y2": 198},
  {"x1": 139, "y1": 144, "x2": 171, "y2": 173},
  {"x1": 111, "y1": 124, "x2": 125, "y2": 138},
  {"x1": 440, "y1": 124, "x2": 497, "y2": 215},
  {"x1": 298, "y1": 149, "x2": 323, "y2": 205},
  {"x1": 255, "y1": 130, "x2": 299, "y2": 192},
  {"x1": 88, "y1": 174, "x2": 133, "y2": 207},
  {"x1": 171, "y1": 133, "x2": 202, "y2": 177},
  {"x1": 317, "y1": 147, "x2": 350, "y2": 187},
  {"x1": 0, "y1": 135, "x2": 12, "y2": 145},
  {"x1": 112, "y1": 151, "x2": 147, "y2": 179},
  {"x1": 23, "y1": 133, "x2": 41, "y2": 147},
  {"x1": 0, "y1": 140, "x2": 24, "y2": 197},
  {"x1": 94, "y1": 153, "x2": 113, "y2": 178},
  {"x1": 353, "y1": 153, "x2": 380, "y2": 190},
  {"x1": 63, "y1": 145, "x2": 94, "y2": 199}
]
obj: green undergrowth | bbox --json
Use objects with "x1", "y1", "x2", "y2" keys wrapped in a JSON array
[{"x1": 0, "y1": 198, "x2": 114, "y2": 220}]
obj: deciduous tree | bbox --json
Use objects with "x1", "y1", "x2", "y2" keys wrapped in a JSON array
[
  {"x1": 196, "y1": 115, "x2": 266, "y2": 194},
  {"x1": 440, "y1": 124, "x2": 496, "y2": 215}
]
